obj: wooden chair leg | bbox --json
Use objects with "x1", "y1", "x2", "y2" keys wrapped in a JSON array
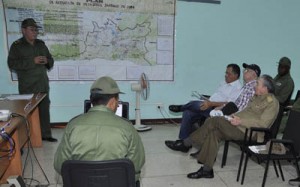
[{"x1": 221, "y1": 141, "x2": 229, "y2": 168}]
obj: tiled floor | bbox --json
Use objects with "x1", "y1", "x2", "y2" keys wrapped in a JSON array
[{"x1": 21, "y1": 124, "x2": 297, "y2": 187}]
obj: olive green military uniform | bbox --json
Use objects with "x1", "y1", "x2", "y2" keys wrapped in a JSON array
[
  {"x1": 292, "y1": 98, "x2": 300, "y2": 112},
  {"x1": 54, "y1": 105, "x2": 145, "y2": 181},
  {"x1": 189, "y1": 94, "x2": 279, "y2": 168},
  {"x1": 274, "y1": 73, "x2": 294, "y2": 105},
  {"x1": 7, "y1": 37, "x2": 54, "y2": 138}
]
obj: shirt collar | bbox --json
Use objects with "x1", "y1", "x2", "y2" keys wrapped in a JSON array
[
  {"x1": 228, "y1": 79, "x2": 241, "y2": 86},
  {"x1": 89, "y1": 105, "x2": 114, "y2": 114}
]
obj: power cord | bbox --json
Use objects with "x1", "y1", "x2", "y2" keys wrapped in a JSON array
[
  {"x1": 157, "y1": 106, "x2": 180, "y2": 126},
  {"x1": 0, "y1": 118, "x2": 16, "y2": 159},
  {"x1": 10, "y1": 113, "x2": 50, "y2": 187},
  {"x1": 0, "y1": 131, "x2": 15, "y2": 159}
]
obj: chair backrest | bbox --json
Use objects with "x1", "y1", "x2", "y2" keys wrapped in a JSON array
[
  {"x1": 267, "y1": 105, "x2": 285, "y2": 140},
  {"x1": 61, "y1": 159, "x2": 136, "y2": 187},
  {"x1": 281, "y1": 88, "x2": 294, "y2": 107},
  {"x1": 294, "y1": 90, "x2": 300, "y2": 103},
  {"x1": 282, "y1": 109, "x2": 300, "y2": 154}
]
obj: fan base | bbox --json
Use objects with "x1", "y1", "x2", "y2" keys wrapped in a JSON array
[{"x1": 134, "y1": 124, "x2": 152, "y2": 132}]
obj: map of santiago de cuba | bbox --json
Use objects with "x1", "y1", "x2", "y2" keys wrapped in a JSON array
[{"x1": 2, "y1": 0, "x2": 175, "y2": 81}]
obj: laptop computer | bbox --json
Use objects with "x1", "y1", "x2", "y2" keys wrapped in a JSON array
[{"x1": 84, "y1": 100, "x2": 129, "y2": 119}]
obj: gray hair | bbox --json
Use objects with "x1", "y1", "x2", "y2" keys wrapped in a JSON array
[{"x1": 260, "y1": 74, "x2": 275, "y2": 94}]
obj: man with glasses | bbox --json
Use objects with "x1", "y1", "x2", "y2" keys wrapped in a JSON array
[
  {"x1": 7, "y1": 18, "x2": 57, "y2": 142},
  {"x1": 274, "y1": 57, "x2": 294, "y2": 106}
]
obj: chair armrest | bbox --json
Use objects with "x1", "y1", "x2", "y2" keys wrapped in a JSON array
[
  {"x1": 270, "y1": 138, "x2": 293, "y2": 145},
  {"x1": 249, "y1": 127, "x2": 270, "y2": 133},
  {"x1": 247, "y1": 127, "x2": 271, "y2": 144},
  {"x1": 266, "y1": 138, "x2": 295, "y2": 155}
]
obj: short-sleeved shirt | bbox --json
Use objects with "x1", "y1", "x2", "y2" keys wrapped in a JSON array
[
  {"x1": 274, "y1": 73, "x2": 294, "y2": 105},
  {"x1": 209, "y1": 79, "x2": 242, "y2": 102}
]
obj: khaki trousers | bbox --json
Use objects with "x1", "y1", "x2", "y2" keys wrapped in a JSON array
[{"x1": 190, "y1": 116, "x2": 245, "y2": 168}]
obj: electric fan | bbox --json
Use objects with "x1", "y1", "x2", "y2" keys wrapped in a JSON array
[{"x1": 131, "y1": 73, "x2": 152, "y2": 132}]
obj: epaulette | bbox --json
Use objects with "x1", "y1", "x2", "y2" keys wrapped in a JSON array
[
  {"x1": 267, "y1": 96, "x2": 273, "y2": 103},
  {"x1": 13, "y1": 39, "x2": 22, "y2": 45}
]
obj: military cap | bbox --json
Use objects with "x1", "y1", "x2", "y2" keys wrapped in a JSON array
[
  {"x1": 90, "y1": 76, "x2": 124, "y2": 94},
  {"x1": 21, "y1": 18, "x2": 41, "y2": 28}
]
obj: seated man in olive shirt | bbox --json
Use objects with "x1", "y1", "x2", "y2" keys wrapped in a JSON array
[{"x1": 274, "y1": 57, "x2": 294, "y2": 106}]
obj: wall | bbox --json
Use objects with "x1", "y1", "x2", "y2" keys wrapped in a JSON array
[{"x1": 1, "y1": 0, "x2": 299, "y2": 122}]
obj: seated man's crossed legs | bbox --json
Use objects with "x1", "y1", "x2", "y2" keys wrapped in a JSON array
[
  {"x1": 165, "y1": 116, "x2": 245, "y2": 179},
  {"x1": 166, "y1": 100, "x2": 211, "y2": 144}
]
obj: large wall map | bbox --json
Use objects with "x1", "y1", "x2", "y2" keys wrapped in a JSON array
[{"x1": 2, "y1": 0, "x2": 175, "y2": 81}]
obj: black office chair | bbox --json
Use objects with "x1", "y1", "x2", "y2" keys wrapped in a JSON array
[
  {"x1": 221, "y1": 105, "x2": 285, "y2": 168},
  {"x1": 282, "y1": 88, "x2": 294, "y2": 107},
  {"x1": 282, "y1": 89, "x2": 300, "y2": 113},
  {"x1": 240, "y1": 109, "x2": 300, "y2": 187},
  {"x1": 61, "y1": 159, "x2": 137, "y2": 187}
]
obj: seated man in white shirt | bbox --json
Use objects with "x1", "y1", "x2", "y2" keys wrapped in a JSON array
[
  {"x1": 210, "y1": 63, "x2": 261, "y2": 117},
  {"x1": 169, "y1": 64, "x2": 242, "y2": 140}
]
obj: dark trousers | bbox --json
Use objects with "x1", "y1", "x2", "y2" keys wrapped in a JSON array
[
  {"x1": 179, "y1": 100, "x2": 211, "y2": 139},
  {"x1": 39, "y1": 93, "x2": 52, "y2": 138}
]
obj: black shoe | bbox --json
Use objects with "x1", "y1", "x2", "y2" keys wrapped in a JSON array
[
  {"x1": 289, "y1": 177, "x2": 300, "y2": 186},
  {"x1": 169, "y1": 105, "x2": 182, "y2": 112},
  {"x1": 42, "y1": 137, "x2": 58, "y2": 142},
  {"x1": 187, "y1": 167, "x2": 214, "y2": 179},
  {"x1": 165, "y1": 140, "x2": 191, "y2": 153},
  {"x1": 190, "y1": 150, "x2": 200, "y2": 158}
]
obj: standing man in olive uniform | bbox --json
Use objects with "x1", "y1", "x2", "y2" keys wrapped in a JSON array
[
  {"x1": 274, "y1": 57, "x2": 294, "y2": 106},
  {"x1": 7, "y1": 18, "x2": 57, "y2": 142},
  {"x1": 165, "y1": 75, "x2": 279, "y2": 179},
  {"x1": 54, "y1": 76, "x2": 145, "y2": 185}
]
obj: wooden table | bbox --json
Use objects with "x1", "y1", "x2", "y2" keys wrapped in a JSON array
[{"x1": 0, "y1": 93, "x2": 45, "y2": 183}]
